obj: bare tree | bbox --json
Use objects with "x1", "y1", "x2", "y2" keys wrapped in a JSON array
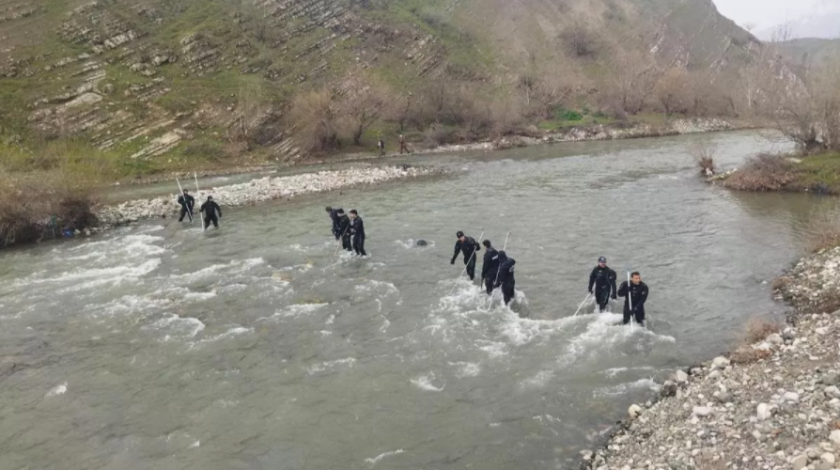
[
  {"x1": 286, "y1": 89, "x2": 340, "y2": 155},
  {"x1": 339, "y1": 74, "x2": 389, "y2": 146},
  {"x1": 656, "y1": 67, "x2": 692, "y2": 116},
  {"x1": 756, "y1": 45, "x2": 840, "y2": 153},
  {"x1": 605, "y1": 52, "x2": 660, "y2": 115}
]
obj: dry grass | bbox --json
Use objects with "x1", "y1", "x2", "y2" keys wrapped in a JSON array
[
  {"x1": 728, "y1": 317, "x2": 782, "y2": 364},
  {"x1": 744, "y1": 317, "x2": 782, "y2": 344},
  {"x1": 723, "y1": 153, "x2": 796, "y2": 191},
  {"x1": 807, "y1": 215, "x2": 840, "y2": 253},
  {"x1": 813, "y1": 290, "x2": 840, "y2": 314}
]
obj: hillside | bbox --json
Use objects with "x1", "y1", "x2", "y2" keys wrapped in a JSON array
[
  {"x1": 0, "y1": 0, "x2": 759, "y2": 175},
  {"x1": 777, "y1": 38, "x2": 840, "y2": 66}
]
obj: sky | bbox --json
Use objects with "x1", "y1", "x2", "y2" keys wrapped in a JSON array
[{"x1": 712, "y1": 0, "x2": 827, "y2": 30}]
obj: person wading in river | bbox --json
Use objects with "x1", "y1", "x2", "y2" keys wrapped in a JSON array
[
  {"x1": 177, "y1": 189, "x2": 196, "y2": 223},
  {"x1": 494, "y1": 250, "x2": 517, "y2": 306},
  {"x1": 618, "y1": 272, "x2": 649, "y2": 326},
  {"x1": 336, "y1": 209, "x2": 352, "y2": 252},
  {"x1": 200, "y1": 196, "x2": 222, "y2": 230},
  {"x1": 348, "y1": 210, "x2": 367, "y2": 256},
  {"x1": 481, "y1": 240, "x2": 500, "y2": 295},
  {"x1": 326, "y1": 206, "x2": 343, "y2": 240},
  {"x1": 451, "y1": 231, "x2": 480, "y2": 281},
  {"x1": 588, "y1": 256, "x2": 617, "y2": 313}
]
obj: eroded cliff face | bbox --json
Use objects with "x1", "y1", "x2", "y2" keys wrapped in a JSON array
[{"x1": 0, "y1": 0, "x2": 759, "y2": 163}]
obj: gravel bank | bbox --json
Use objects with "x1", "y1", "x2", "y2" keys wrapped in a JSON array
[
  {"x1": 584, "y1": 247, "x2": 840, "y2": 470},
  {"x1": 96, "y1": 165, "x2": 439, "y2": 226}
]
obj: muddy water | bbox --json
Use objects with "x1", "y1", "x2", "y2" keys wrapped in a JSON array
[{"x1": 0, "y1": 132, "x2": 833, "y2": 470}]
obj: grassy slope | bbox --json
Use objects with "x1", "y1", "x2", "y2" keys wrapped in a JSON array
[{"x1": 0, "y1": 0, "x2": 758, "y2": 178}]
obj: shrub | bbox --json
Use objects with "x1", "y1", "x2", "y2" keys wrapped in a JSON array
[
  {"x1": 723, "y1": 153, "x2": 795, "y2": 191},
  {"x1": 688, "y1": 141, "x2": 717, "y2": 175},
  {"x1": 0, "y1": 172, "x2": 98, "y2": 246},
  {"x1": 556, "y1": 108, "x2": 583, "y2": 121},
  {"x1": 806, "y1": 214, "x2": 840, "y2": 252}
]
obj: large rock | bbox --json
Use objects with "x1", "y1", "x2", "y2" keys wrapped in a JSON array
[
  {"x1": 766, "y1": 333, "x2": 784, "y2": 345},
  {"x1": 711, "y1": 356, "x2": 730, "y2": 370},
  {"x1": 674, "y1": 369, "x2": 688, "y2": 384},
  {"x1": 792, "y1": 453, "x2": 808, "y2": 470},
  {"x1": 757, "y1": 403, "x2": 772, "y2": 421},
  {"x1": 628, "y1": 404, "x2": 642, "y2": 419},
  {"x1": 830, "y1": 429, "x2": 840, "y2": 446},
  {"x1": 692, "y1": 406, "x2": 712, "y2": 417}
]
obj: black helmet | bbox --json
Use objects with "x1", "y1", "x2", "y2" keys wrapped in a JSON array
[{"x1": 456, "y1": 231, "x2": 464, "y2": 238}]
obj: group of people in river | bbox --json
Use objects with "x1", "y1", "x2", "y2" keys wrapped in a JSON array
[
  {"x1": 588, "y1": 257, "x2": 649, "y2": 325},
  {"x1": 177, "y1": 190, "x2": 223, "y2": 230},
  {"x1": 177, "y1": 189, "x2": 649, "y2": 325},
  {"x1": 326, "y1": 207, "x2": 367, "y2": 256},
  {"x1": 319, "y1": 215, "x2": 650, "y2": 324}
]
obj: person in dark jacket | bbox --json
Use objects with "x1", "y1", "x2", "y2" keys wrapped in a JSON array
[
  {"x1": 450, "y1": 231, "x2": 480, "y2": 281},
  {"x1": 326, "y1": 206, "x2": 343, "y2": 239},
  {"x1": 617, "y1": 272, "x2": 649, "y2": 326},
  {"x1": 200, "y1": 196, "x2": 222, "y2": 230},
  {"x1": 480, "y1": 240, "x2": 500, "y2": 295},
  {"x1": 177, "y1": 190, "x2": 196, "y2": 222},
  {"x1": 348, "y1": 210, "x2": 366, "y2": 256},
  {"x1": 588, "y1": 256, "x2": 617, "y2": 313},
  {"x1": 337, "y1": 210, "x2": 352, "y2": 251},
  {"x1": 377, "y1": 138, "x2": 385, "y2": 156},
  {"x1": 494, "y1": 251, "x2": 516, "y2": 306}
]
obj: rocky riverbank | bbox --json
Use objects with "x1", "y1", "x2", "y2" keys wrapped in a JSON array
[
  {"x1": 583, "y1": 247, "x2": 840, "y2": 470},
  {"x1": 96, "y1": 165, "x2": 440, "y2": 226}
]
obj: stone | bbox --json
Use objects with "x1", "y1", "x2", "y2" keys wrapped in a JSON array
[
  {"x1": 830, "y1": 429, "x2": 840, "y2": 446},
  {"x1": 415, "y1": 239, "x2": 429, "y2": 247},
  {"x1": 825, "y1": 386, "x2": 840, "y2": 399},
  {"x1": 815, "y1": 327, "x2": 829, "y2": 335},
  {"x1": 715, "y1": 392, "x2": 732, "y2": 404},
  {"x1": 692, "y1": 406, "x2": 713, "y2": 417},
  {"x1": 822, "y1": 373, "x2": 840, "y2": 386},
  {"x1": 767, "y1": 333, "x2": 784, "y2": 345},
  {"x1": 792, "y1": 453, "x2": 808, "y2": 470},
  {"x1": 661, "y1": 381, "x2": 678, "y2": 398},
  {"x1": 784, "y1": 392, "x2": 800, "y2": 403},
  {"x1": 629, "y1": 404, "x2": 643, "y2": 419},
  {"x1": 675, "y1": 370, "x2": 689, "y2": 384},
  {"x1": 820, "y1": 453, "x2": 836, "y2": 464},
  {"x1": 757, "y1": 403, "x2": 772, "y2": 421},
  {"x1": 711, "y1": 357, "x2": 730, "y2": 370},
  {"x1": 814, "y1": 462, "x2": 833, "y2": 470}
]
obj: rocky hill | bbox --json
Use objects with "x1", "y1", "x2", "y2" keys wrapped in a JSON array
[{"x1": 0, "y1": 0, "x2": 759, "y2": 173}]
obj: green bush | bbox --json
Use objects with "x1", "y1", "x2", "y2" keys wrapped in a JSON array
[{"x1": 557, "y1": 109, "x2": 583, "y2": 121}]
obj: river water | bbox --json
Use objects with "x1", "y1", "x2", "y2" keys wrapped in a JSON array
[{"x1": 0, "y1": 132, "x2": 836, "y2": 470}]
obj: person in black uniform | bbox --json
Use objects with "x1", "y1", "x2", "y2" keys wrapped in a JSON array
[
  {"x1": 494, "y1": 250, "x2": 516, "y2": 306},
  {"x1": 617, "y1": 272, "x2": 649, "y2": 326},
  {"x1": 335, "y1": 209, "x2": 352, "y2": 251},
  {"x1": 588, "y1": 256, "x2": 617, "y2": 313},
  {"x1": 326, "y1": 206, "x2": 343, "y2": 239},
  {"x1": 348, "y1": 210, "x2": 366, "y2": 256},
  {"x1": 480, "y1": 240, "x2": 500, "y2": 295},
  {"x1": 450, "y1": 231, "x2": 480, "y2": 281},
  {"x1": 200, "y1": 196, "x2": 222, "y2": 230},
  {"x1": 177, "y1": 190, "x2": 196, "y2": 222}
]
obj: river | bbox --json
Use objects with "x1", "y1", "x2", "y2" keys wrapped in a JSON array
[{"x1": 0, "y1": 131, "x2": 835, "y2": 470}]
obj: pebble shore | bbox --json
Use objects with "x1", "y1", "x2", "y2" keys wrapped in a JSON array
[
  {"x1": 96, "y1": 165, "x2": 439, "y2": 226},
  {"x1": 584, "y1": 247, "x2": 840, "y2": 470}
]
